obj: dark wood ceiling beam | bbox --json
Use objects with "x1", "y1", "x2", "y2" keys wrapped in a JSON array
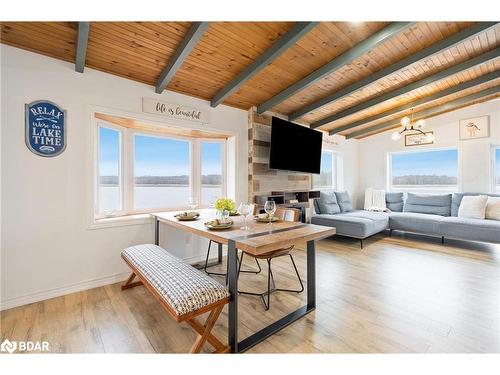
[
  {"x1": 345, "y1": 85, "x2": 500, "y2": 139},
  {"x1": 292, "y1": 22, "x2": 498, "y2": 122},
  {"x1": 210, "y1": 22, "x2": 318, "y2": 108},
  {"x1": 312, "y1": 47, "x2": 500, "y2": 129},
  {"x1": 155, "y1": 22, "x2": 210, "y2": 94},
  {"x1": 75, "y1": 22, "x2": 90, "y2": 73},
  {"x1": 329, "y1": 70, "x2": 500, "y2": 135},
  {"x1": 256, "y1": 22, "x2": 414, "y2": 114}
]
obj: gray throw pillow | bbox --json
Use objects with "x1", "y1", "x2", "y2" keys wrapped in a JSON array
[
  {"x1": 316, "y1": 191, "x2": 341, "y2": 215},
  {"x1": 403, "y1": 193, "x2": 452, "y2": 216},
  {"x1": 386, "y1": 192, "x2": 404, "y2": 212},
  {"x1": 335, "y1": 191, "x2": 354, "y2": 212}
]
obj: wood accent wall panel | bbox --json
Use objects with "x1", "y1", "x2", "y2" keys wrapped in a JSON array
[{"x1": 247, "y1": 109, "x2": 311, "y2": 203}]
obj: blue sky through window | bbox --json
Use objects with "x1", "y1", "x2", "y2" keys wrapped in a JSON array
[
  {"x1": 392, "y1": 149, "x2": 458, "y2": 177},
  {"x1": 99, "y1": 127, "x2": 120, "y2": 176},
  {"x1": 134, "y1": 135, "x2": 189, "y2": 176},
  {"x1": 201, "y1": 142, "x2": 222, "y2": 175},
  {"x1": 320, "y1": 152, "x2": 332, "y2": 174}
]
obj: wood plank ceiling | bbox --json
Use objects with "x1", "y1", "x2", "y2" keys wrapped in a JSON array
[{"x1": 1, "y1": 21, "x2": 499, "y2": 139}]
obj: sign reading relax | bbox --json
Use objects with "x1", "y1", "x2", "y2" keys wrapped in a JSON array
[
  {"x1": 142, "y1": 98, "x2": 209, "y2": 124},
  {"x1": 25, "y1": 100, "x2": 66, "y2": 157}
]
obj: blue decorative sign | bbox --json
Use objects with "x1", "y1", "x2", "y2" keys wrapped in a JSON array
[{"x1": 25, "y1": 100, "x2": 67, "y2": 157}]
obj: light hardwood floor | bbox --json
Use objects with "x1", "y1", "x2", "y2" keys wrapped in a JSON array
[{"x1": 1, "y1": 233, "x2": 499, "y2": 353}]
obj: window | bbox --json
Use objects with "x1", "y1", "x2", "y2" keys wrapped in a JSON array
[
  {"x1": 494, "y1": 146, "x2": 500, "y2": 193},
  {"x1": 201, "y1": 141, "x2": 224, "y2": 206},
  {"x1": 389, "y1": 148, "x2": 458, "y2": 192},
  {"x1": 94, "y1": 117, "x2": 227, "y2": 219},
  {"x1": 134, "y1": 134, "x2": 190, "y2": 210},
  {"x1": 97, "y1": 126, "x2": 122, "y2": 216},
  {"x1": 313, "y1": 150, "x2": 336, "y2": 189}
]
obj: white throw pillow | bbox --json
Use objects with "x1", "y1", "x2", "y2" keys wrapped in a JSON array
[
  {"x1": 485, "y1": 197, "x2": 500, "y2": 220},
  {"x1": 458, "y1": 195, "x2": 488, "y2": 219}
]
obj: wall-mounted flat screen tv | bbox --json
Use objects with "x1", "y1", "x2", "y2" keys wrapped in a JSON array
[{"x1": 269, "y1": 117, "x2": 323, "y2": 174}]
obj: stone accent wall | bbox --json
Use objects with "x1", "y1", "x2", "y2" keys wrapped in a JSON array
[{"x1": 248, "y1": 108, "x2": 311, "y2": 204}]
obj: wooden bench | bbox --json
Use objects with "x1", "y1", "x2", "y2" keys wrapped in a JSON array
[{"x1": 121, "y1": 244, "x2": 230, "y2": 353}]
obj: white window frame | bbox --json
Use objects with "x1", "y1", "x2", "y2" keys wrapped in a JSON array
[
  {"x1": 387, "y1": 147, "x2": 460, "y2": 193},
  {"x1": 312, "y1": 149, "x2": 337, "y2": 190},
  {"x1": 493, "y1": 145, "x2": 500, "y2": 193},
  {"x1": 94, "y1": 120, "x2": 227, "y2": 219}
]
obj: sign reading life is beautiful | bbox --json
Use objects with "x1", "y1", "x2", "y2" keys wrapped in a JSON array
[
  {"x1": 25, "y1": 100, "x2": 67, "y2": 157},
  {"x1": 142, "y1": 98, "x2": 209, "y2": 124}
]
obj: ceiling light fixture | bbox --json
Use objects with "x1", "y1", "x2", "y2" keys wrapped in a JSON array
[{"x1": 391, "y1": 109, "x2": 433, "y2": 141}]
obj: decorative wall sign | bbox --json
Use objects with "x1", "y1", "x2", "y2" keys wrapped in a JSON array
[
  {"x1": 405, "y1": 131, "x2": 434, "y2": 147},
  {"x1": 142, "y1": 98, "x2": 209, "y2": 124},
  {"x1": 25, "y1": 100, "x2": 67, "y2": 157},
  {"x1": 459, "y1": 115, "x2": 489, "y2": 140}
]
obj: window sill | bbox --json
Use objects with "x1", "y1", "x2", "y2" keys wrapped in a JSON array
[{"x1": 88, "y1": 213, "x2": 153, "y2": 230}]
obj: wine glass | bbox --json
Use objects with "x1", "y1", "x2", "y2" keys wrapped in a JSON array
[
  {"x1": 264, "y1": 200, "x2": 276, "y2": 226},
  {"x1": 188, "y1": 197, "x2": 198, "y2": 211},
  {"x1": 238, "y1": 203, "x2": 251, "y2": 230}
]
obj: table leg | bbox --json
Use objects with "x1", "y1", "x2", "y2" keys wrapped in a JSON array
[
  {"x1": 235, "y1": 240, "x2": 317, "y2": 353},
  {"x1": 154, "y1": 218, "x2": 160, "y2": 246},
  {"x1": 218, "y1": 242, "x2": 223, "y2": 264},
  {"x1": 307, "y1": 239, "x2": 316, "y2": 309},
  {"x1": 227, "y1": 239, "x2": 238, "y2": 353}
]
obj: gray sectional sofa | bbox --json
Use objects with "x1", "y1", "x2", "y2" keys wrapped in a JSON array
[{"x1": 311, "y1": 191, "x2": 500, "y2": 248}]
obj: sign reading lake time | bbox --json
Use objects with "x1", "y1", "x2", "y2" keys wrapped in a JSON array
[
  {"x1": 25, "y1": 100, "x2": 67, "y2": 157},
  {"x1": 142, "y1": 98, "x2": 209, "y2": 124}
]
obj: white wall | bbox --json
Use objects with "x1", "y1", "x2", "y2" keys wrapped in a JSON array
[
  {"x1": 0, "y1": 45, "x2": 248, "y2": 309},
  {"x1": 358, "y1": 100, "x2": 500, "y2": 198}
]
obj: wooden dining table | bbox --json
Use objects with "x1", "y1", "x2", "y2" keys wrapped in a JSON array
[{"x1": 150, "y1": 209, "x2": 336, "y2": 353}]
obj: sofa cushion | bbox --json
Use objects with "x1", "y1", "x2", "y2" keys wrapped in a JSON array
[
  {"x1": 315, "y1": 190, "x2": 341, "y2": 215},
  {"x1": 451, "y1": 192, "x2": 500, "y2": 216},
  {"x1": 311, "y1": 212, "x2": 387, "y2": 239},
  {"x1": 341, "y1": 210, "x2": 390, "y2": 222},
  {"x1": 440, "y1": 217, "x2": 500, "y2": 244},
  {"x1": 485, "y1": 197, "x2": 500, "y2": 220},
  {"x1": 403, "y1": 193, "x2": 452, "y2": 216},
  {"x1": 335, "y1": 191, "x2": 354, "y2": 212},
  {"x1": 458, "y1": 195, "x2": 488, "y2": 219},
  {"x1": 385, "y1": 192, "x2": 404, "y2": 212},
  {"x1": 389, "y1": 212, "x2": 445, "y2": 235}
]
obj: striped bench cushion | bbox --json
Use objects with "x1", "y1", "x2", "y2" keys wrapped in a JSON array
[{"x1": 122, "y1": 244, "x2": 229, "y2": 316}]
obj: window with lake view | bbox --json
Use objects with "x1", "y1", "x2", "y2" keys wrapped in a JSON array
[
  {"x1": 389, "y1": 149, "x2": 458, "y2": 191},
  {"x1": 98, "y1": 126, "x2": 122, "y2": 215},
  {"x1": 134, "y1": 134, "x2": 190, "y2": 210},
  {"x1": 95, "y1": 120, "x2": 227, "y2": 219},
  {"x1": 313, "y1": 150, "x2": 336, "y2": 189},
  {"x1": 201, "y1": 141, "x2": 223, "y2": 206}
]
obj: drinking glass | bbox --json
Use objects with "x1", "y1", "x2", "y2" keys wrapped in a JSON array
[
  {"x1": 264, "y1": 200, "x2": 276, "y2": 226},
  {"x1": 220, "y1": 209, "x2": 230, "y2": 223},
  {"x1": 238, "y1": 203, "x2": 251, "y2": 230},
  {"x1": 188, "y1": 197, "x2": 198, "y2": 211}
]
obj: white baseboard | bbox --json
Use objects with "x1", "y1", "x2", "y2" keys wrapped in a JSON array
[
  {"x1": 0, "y1": 254, "x2": 217, "y2": 311},
  {"x1": 0, "y1": 271, "x2": 131, "y2": 311}
]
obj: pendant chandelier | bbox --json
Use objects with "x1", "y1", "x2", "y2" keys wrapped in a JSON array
[{"x1": 391, "y1": 109, "x2": 434, "y2": 141}]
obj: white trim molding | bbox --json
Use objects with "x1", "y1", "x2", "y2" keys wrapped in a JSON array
[{"x1": 0, "y1": 272, "x2": 131, "y2": 311}]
